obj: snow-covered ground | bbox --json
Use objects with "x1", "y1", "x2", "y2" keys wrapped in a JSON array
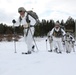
[{"x1": 0, "y1": 37, "x2": 76, "y2": 75}]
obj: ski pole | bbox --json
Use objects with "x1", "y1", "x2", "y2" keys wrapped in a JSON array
[
  {"x1": 28, "y1": 24, "x2": 39, "y2": 52},
  {"x1": 12, "y1": 19, "x2": 17, "y2": 53},
  {"x1": 46, "y1": 39, "x2": 48, "y2": 51},
  {"x1": 72, "y1": 42, "x2": 75, "y2": 52},
  {"x1": 30, "y1": 28, "x2": 39, "y2": 52},
  {"x1": 73, "y1": 46, "x2": 75, "y2": 52}
]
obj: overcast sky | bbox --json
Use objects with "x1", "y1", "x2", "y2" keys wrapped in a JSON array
[{"x1": 0, "y1": 0, "x2": 76, "y2": 25}]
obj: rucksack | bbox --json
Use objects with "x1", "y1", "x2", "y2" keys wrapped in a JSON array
[{"x1": 19, "y1": 10, "x2": 40, "y2": 25}]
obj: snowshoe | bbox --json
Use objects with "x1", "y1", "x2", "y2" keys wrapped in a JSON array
[
  {"x1": 54, "y1": 48, "x2": 58, "y2": 53},
  {"x1": 22, "y1": 51, "x2": 31, "y2": 54},
  {"x1": 25, "y1": 51, "x2": 31, "y2": 54},
  {"x1": 48, "y1": 50, "x2": 52, "y2": 52},
  {"x1": 58, "y1": 51, "x2": 62, "y2": 54},
  {"x1": 66, "y1": 50, "x2": 70, "y2": 53},
  {"x1": 22, "y1": 52, "x2": 25, "y2": 54}
]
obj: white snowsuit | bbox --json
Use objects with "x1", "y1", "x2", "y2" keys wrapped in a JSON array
[
  {"x1": 49, "y1": 27, "x2": 66, "y2": 53},
  {"x1": 65, "y1": 34, "x2": 75, "y2": 53},
  {"x1": 15, "y1": 13, "x2": 36, "y2": 52}
]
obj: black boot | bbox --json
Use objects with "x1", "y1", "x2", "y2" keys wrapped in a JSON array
[
  {"x1": 48, "y1": 50, "x2": 52, "y2": 52},
  {"x1": 54, "y1": 48, "x2": 58, "y2": 53},
  {"x1": 58, "y1": 51, "x2": 62, "y2": 54},
  {"x1": 25, "y1": 51, "x2": 31, "y2": 54},
  {"x1": 66, "y1": 50, "x2": 70, "y2": 53}
]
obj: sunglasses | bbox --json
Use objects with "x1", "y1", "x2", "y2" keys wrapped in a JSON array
[{"x1": 18, "y1": 11, "x2": 23, "y2": 13}]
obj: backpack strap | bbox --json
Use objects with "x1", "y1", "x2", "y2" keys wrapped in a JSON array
[
  {"x1": 19, "y1": 16, "x2": 21, "y2": 21},
  {"x1": 25, "y1": 14, "x2": 31, "y2": 37},
  {"x1": 25, "y1": 14, "x2": 30, "y2": 36},
  {"x1": 26, "y1": 13, "x2": 30, "y2": 23},
  {"x1": 19, "y1": 13, "x2": 30, "y2": 24},
  {"x1": 19, "y1": 14, "x2": 30, "y2": 36}
]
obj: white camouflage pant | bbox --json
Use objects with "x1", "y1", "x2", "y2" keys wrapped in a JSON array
[
  {"x1": 52, "y1": 36, "x2": 64, "y2": 52},
  {"x1": 48, "y1": 37, "x2": 53, "y2": 51},
  {"x1": 24, "y1": 27, "x2": 34, "y2": 52},
  {"x1": 65, "y1": 41, "x2": 73, "y2": 53}
]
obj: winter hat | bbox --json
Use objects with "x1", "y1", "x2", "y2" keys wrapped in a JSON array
[
  {"x1": 55, "y1": 22, "x2": 61, "y2": 27},
  {"x1": 18, "y1": 7, "x2": 26, "y2": 12}
]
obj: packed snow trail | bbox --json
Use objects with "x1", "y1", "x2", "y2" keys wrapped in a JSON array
[{"x1": 0, "y1": 37, "x2": 76, "y2": 75}]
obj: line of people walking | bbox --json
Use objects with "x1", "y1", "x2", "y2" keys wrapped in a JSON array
[
  {"x1": 47, "y1": 22, "x2": 75, "y2": 54},
  {"x1": 12, "y1": 7, "x2": 75, "y2": 54}
]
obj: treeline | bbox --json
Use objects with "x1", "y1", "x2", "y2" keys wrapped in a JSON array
[{"x1": 0, "y1": 17, "x2": 75, "y2": 37}]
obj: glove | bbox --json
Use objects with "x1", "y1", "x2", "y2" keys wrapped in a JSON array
[{"x1": 12, "y1": 19, "x2": 16, "y2": 23}]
